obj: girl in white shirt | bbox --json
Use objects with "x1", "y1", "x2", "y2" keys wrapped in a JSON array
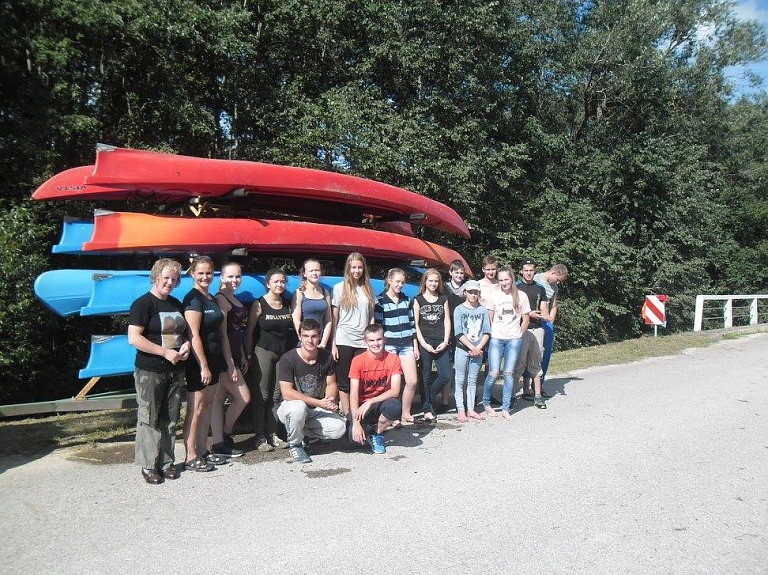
[{"x1": 481, "y1": 266, "x2": 530, "y2": 420}]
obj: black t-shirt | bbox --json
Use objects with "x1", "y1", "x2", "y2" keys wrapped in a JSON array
[
  {"x1": 415, "y1": 294, "x2": 448, "y2": 340},
  {"x1": 278, "y1": 348, "x2": 336, "y2": 399},
  {"x1": 182, "y1": 288, "x2": 224, "y2": 357},
  {"x1": 128, "y1": 292, "x2": 187, "y2": 372},
  {"x1": 517, "y1": 281, "x2": 547, "y2": 328}
]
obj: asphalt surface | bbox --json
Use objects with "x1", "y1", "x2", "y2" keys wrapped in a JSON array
[{"x1": 1, "y1": 334, "x2": 766, "y2": 575}]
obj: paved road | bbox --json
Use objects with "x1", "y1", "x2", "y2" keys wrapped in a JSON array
[{"x1": 1, "y1": 334, "x2": 766, "y2": 575}]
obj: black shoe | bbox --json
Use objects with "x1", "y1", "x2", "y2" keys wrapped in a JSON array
[
  {"x1": 540, "y1": 390, "x2": 552, "y2": 398},
  {"x1": 521, "y1": 392, "x2": 535, "y2": 401},
  {"x1": 211, "y1": 442, "x2": 243, "y2": 458},
  {"x1": 141, "y1": 468, "x2": 163, "y2": 485},
  {"x1": 161, "y1": 466, "x2": 180, "y2": 480}
]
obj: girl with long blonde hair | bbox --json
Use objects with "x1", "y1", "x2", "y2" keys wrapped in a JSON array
[
  {"x1": 481, "y1": 265, "x2": 531, "y2": 420},
  {"x1": 331, "y1": 252, "x2": 375, "y2": 415}
]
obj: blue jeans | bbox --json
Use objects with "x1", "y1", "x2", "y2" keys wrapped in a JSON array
[
  {"x1": 453, "y1": 347, "x2": 482, "y2": 412},
  {"x1": 419, "y1": 336, "x2": 451, "y2": 413},
  {"x1": 482, "y1": 337, "x2": 523, "y2": 411},
  {"x1": 540, "y1": 320, "x2": 555, "y2": 380}
]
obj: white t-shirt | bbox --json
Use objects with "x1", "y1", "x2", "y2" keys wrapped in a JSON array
[
  {"x1": 486, "y1": 289, "x2": 531, "y2": 340},
  {"x1": 332, "y1": 283, "x2": 370, "y2": 348}
]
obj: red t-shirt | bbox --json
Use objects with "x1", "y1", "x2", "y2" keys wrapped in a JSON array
[{"x1": 349, "y1": 351, "x2": 402, "y2": 404}]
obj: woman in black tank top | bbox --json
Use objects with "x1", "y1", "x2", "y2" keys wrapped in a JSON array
[
  {"x1": 245, "y1": 268, "x2": 295, "y2": 452},
  {"x1": 210, "y1": 262, "x2": 252, "y2": 458}
]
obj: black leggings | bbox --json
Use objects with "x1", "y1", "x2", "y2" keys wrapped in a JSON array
[{"x1": 335, "y1": 345, "x2": 365, "y2": 393}]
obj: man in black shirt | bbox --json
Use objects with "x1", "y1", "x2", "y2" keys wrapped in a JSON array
[
  {"x1": 277, "y1": 319, "x2": 347, "y2": 463},
  {"x1": 514, "y1": 258, "x2": 550, "y2": 409}
]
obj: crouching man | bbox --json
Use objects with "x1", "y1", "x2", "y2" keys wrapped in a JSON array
[
  {"x1": 277, "y1": 319, "x2": 346, "y2": 463},
  {"x1": 349, "y1": 324, "x2": 403, "y2": 454}
]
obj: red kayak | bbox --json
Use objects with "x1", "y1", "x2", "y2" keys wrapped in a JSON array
[
  {"x1": 33, "y1": 145, "x2": 470, "y2": 238},
  {"x1": 80, "y1": 211, "x2": 472, "y2": 273}
]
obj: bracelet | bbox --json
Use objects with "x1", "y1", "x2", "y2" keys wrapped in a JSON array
[{"x1": 246, "y1": 354, "x2": 253, "y2": 360}]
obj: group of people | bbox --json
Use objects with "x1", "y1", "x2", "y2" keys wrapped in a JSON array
[{"x1": 127, "y1": 252, "x2": 568, "y2": 484}]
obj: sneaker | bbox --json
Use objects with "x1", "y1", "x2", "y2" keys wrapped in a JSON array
[
  {"x1": 288, "y1": 444, "x2": 312, "y2": 463},
  {"x1": 211, "y1": 442, "x2": 243, "y2": 458},
  {"x1": 534, "y1": 397, "x2": 547, "y2": 409},
  {"x1": 203, "y1": 451, "x2": 228, "y2": 465},
  {"x1": 269, "y1": 434, "x2": 289, "y2": 449},
  {"x1": 256, "y1": 437, "x2": 274, "y2": 452},
  {"x1": 368, "y1": 433, "x2": 386, "y2": 454}
]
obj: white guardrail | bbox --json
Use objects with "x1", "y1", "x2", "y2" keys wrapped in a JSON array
[{"x1": 693, "y1": 295, "x2": 768, "y2": 331}]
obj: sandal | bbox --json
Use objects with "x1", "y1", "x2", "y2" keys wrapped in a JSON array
[
  {"x1": 423, "y1": 412, "x2": 437, "y2": 424},
  {"x1": 391, "y1": 420, "x2": 403, "y2": 429},
  {"x1": 203, "y1": 451, "x2": 228, "y2": 466},
  {"x1": 484, "y1": 405, "x2": 498, "y2": 418},
  {"x1": 185, "y1": 455, "x2": 214, "y2": 472},
  {"x1": 467, "y1": 410, "x2": 485, "y2": 421}
]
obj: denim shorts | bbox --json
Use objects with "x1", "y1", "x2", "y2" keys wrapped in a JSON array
[{"x1": 385, "y1": 344, "x2": 414, "y2": 357}]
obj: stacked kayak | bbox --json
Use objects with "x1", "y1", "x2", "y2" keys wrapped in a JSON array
[
  {"x1": 33, "y1": 144, "x2": 471, "y2": 379},
  {"x1": 35, "y1": 271, "x2": 419, "y2": 378}
]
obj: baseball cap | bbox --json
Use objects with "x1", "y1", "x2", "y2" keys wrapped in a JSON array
[
  {"x1": 520, "y1": 257, "x2": 537, "y2": 267},
  {"x1": 463, "y1": 280, "x2": 481, "y2": 292}
]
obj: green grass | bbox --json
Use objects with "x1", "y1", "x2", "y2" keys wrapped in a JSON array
[
  {"x1": 548, "y1": 331, "x2": 716, "y2": 374},
  {"x1": 0, "y1": 409, "x2": 137, "y2": 459},
  {"x1": 0, "y1": 328, "x2": 762, "y2": 460}
]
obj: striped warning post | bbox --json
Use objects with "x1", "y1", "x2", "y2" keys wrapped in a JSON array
[{"x1": 643, "y1": 295, "x2": 667, "y2": 326}]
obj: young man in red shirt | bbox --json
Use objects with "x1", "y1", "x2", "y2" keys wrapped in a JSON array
[{"x1": 348, "y1": 324, "x2": 403, "y2": 454}]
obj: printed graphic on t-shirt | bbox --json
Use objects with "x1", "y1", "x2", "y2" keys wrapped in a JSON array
[
  {"x1": 463, "y1": 314, "x2": 483, "y2": 341},
  {"x1": 362, "y1": 374, "x2": 389, "y2": 400},
  {"x1": 297, "y1": 373, "x2": 320, "y2": 398},
  {"x1": 264, "y1": 311, "x2": 292, "y2": 322},
  {"x1": 499, "y1": 306, "x2": 517, "y2": 319},
  {"x1": 160, "y1": 311, "x2": 185, "y2": 348},
  {"x1": 420, "y1": 304, "x2": 444, "y2": 322}
]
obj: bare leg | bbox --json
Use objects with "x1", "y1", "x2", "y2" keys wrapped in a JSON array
[
  {"x1": 377, "y1": 414, "x2": 393, "y2": 434},
  {"x1": 210, "y1": 374, "x2": 229, "y2": 445},
  {"x1": 183, "y1": 390, "x2": 203, "y2": 460},
  {"x1": 223, "y1": 368, "x2": 250, "y2": 436},
  {"x1": 195, "y1": 385, "x2": 217, "y2": 456},
  {"x1": 399, "y1": 354, "x2": 419, "y2": 422}
]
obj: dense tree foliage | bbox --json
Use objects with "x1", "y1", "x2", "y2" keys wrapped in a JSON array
[{"x1": 0, "y1": 0, "x2": 765, "y2": 402}]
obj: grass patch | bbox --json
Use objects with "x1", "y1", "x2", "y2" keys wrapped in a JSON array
[
  {"x1": 548, "y1": 331, "x2": 716, "y2": 374},
  {"x1": 0, "y1": 409, "x2": 136, "y2": 459}
]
